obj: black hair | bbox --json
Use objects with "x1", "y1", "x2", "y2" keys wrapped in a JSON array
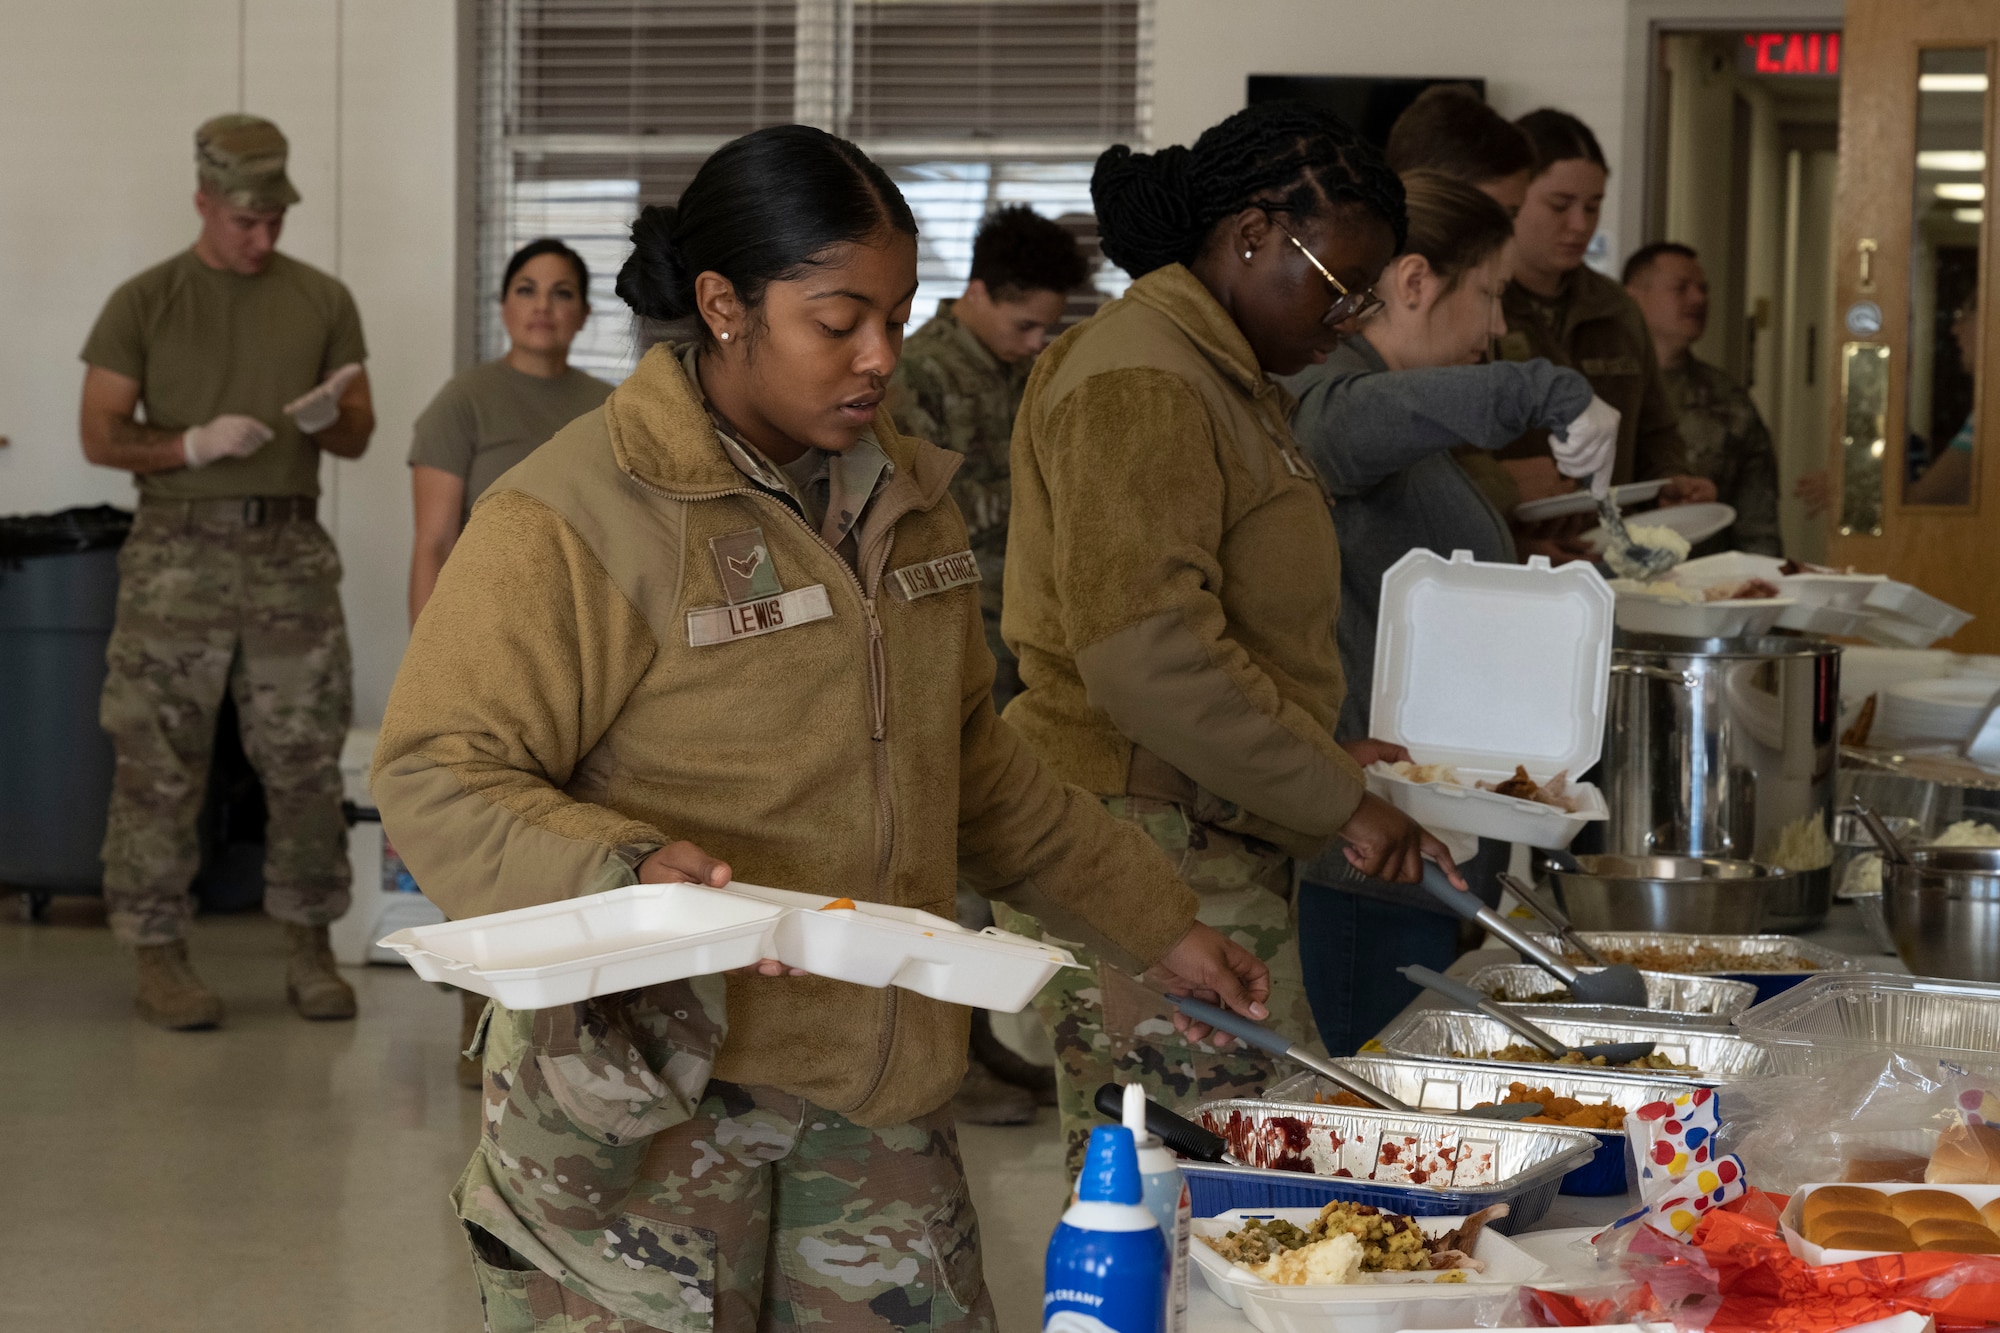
[
  {"x1": 616, "y1": 124, "x2": 916, "y2": 343},
  {"x1": 1515, "y1": 108, "x2": 1608, "y2": 178},
  {"x1": 1398, "y1": 171, "x2": 1517, "y2": 295},
  {"x1": 501, "y1": 237, "x2": 590, "y2": 300},
  {"x1": 1385, "y1": 84, "x2": 1535, "y2": 185},
  {"x1": 970, "y1": 206, "x2": 1090, "y2": 299},
  {"x1": 1090, "y1": 100, "x2": 1408, "y2": 279},
  {"x1": 1622, "y1": 240, "x2": 1699, "y2": 285}
]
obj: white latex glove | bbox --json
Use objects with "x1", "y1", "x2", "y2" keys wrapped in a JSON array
[
  {"x1": 1552, "y1": 394, "x2": 1621, "y2": 496},
  {"x1": 283, "y1": 362, "x2": 364, "y2": 435},
  {"x1": 181, "y1": 414, "x2": 275, "y2": 469}
]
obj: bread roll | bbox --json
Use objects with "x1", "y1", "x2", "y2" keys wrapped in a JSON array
[
  {"x1": 1914, "y1": 1223, "x2": 2000, "y2": 1254},
  {"x1": 1844, "y1": 1149, "x2": 1930, "y2": 1184},
  {"x1": 1981, "y1": 1198, "x2": 2000, "y2": 1233},
  {"x1": 1802, "y1": 1186, "x2": 1891, "y2": 1225},
  {"x1": 1926, "y1": 1122, "x2": 2000, "y2": 1186},
  {"x1": 1804, "y1": 1212, "x2": 1912, "y2": 1250},
  {"x1": 1887, "y1": 1189, "x2": 1984, "y2": 1226}
]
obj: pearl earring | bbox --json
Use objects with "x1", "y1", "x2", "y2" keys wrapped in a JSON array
[
  {"x1": 1243, "y1": 249, "x2": 1254, "y2": 262},
  {"x1": 719, "y1": 331, "x2": 730, "y2": 341}
]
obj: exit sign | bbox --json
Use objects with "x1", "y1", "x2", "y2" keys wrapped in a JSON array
[{"x1": 1739, "y1": 31, "x2": 1841, "y2": 77}]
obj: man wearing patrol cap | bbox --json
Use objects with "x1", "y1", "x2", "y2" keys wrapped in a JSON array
[{"x1": 78, "y1": 113, "x2": 373, "y2": 1030}]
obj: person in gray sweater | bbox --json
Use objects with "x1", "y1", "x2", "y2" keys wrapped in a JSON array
[{"x1": 1284, "y1": 172, "x2": 1614, "y2": 1053}]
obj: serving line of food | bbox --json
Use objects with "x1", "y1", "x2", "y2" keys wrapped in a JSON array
[{"x1": 1149, "y1": 543, "x2": 2000, "y2": 1330}]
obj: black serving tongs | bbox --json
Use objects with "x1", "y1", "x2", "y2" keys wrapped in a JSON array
[
  {"x1": 1400, "y1": 964, "x2": 1660, "y2": 1065},
  {"x1": 1160, "y1": 993, "x2": 1546, "y2": 1121},
  {"x1": 1415, "y1": 863, "x2": 1650, "y2": 1007}
]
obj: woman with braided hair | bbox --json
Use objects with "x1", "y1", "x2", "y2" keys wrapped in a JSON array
[{"x1": 992, "y1": 101, "x2": 1470, "y2": 1171}]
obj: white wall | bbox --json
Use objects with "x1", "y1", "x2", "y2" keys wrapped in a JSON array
[
  {"x1": 1151, "y1": 0, "x2": 1637, "y2": 248},
  {"x1": 0, "y1": 0, "x2": 455, "y2": 728}
]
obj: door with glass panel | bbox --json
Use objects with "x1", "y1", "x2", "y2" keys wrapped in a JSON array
[{"x1": 1828, "y1": 0, "x2": 1999, "y2": 650}]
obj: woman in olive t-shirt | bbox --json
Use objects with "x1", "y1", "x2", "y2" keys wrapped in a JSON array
[
  {"x1": 406, "y1": 238, "x2": 611, "y2": 1088},
  {"x1": 407, "y1": 238, "x2": 612, "y2": 624}
]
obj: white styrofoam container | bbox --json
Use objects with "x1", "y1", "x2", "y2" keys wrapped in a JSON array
[
  {"x1": 1864, "y1": 581, "x2": 1974, "y2": 638},
  {"x1": 1190, "y1": 1209, "x2": 1545, "y2": 1323},
  {"x1": 1776, "y1": 602, "x2": 1871, "y2": 637},
  {"x1": 1613, "y1": 589, "x2": 1794, "y2": 639},
  {"x1": 378, "y1": 880, "x2": 1079, "y2": 1012},
  {"x1": 1779, "y1": 1182, "x2": 2000, "y2": 1265},
  {"x1": 1369, "y1": 551, "x2": 1613, "y2": 848},
  {"x1": 1671, "y1": 551, "x2": 1784, "y2": 588}
]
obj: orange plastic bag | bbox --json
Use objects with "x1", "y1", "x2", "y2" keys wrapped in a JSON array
[{"x1": 1523, "y1": 1190, "x2": 2000, "y2": 1331}]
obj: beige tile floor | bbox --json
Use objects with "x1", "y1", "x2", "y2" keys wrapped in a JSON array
[{"x1": 0, "y1": 899, "x2": 1068, "y2": 1331}]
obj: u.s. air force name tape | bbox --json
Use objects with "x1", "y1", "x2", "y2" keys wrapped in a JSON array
[
  {"x1": 887, "y1": 549, "x2": 980, "y2": 602},
  {"x1": 686, "y1": 584, "x2": 833, "y2": 646}
]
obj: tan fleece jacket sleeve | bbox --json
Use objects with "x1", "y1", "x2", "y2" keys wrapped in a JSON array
[
  {"x1": 954, "y1": 601, "x2": 1199, "y2": 973},
  {"x1": 1050, "y1": 370, "x2": 1368, "y2": 842},
  {"x1": 372, "y1": 490, "x2": 668, "y2": 921}
]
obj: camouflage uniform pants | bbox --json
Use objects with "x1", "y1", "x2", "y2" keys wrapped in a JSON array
[
  {"x1": 459, "y1": 992, "x2": 992, "y2": 1333},
  {"x1": 98, "y1": 503, "x2": 352, "y2": 945},
  {"x1": 993, "y1": 796, "x2": 1321, "y2": 1176}
]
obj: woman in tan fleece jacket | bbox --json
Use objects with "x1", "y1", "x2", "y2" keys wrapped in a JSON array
[
  {"x1": 995, "y1": 102, "x2": 1468, "y2": 1171},
  {"x1": 372, "y1": 126, "x2": 1267, "y2": 1331}
]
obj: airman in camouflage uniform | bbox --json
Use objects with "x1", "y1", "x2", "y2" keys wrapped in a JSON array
[
  {"x1": 890, "y1": 301, "x2": 1034, "y2": 707},
  {"x1": 457, "y1": 979, "x2": 992, "y2": 1331},
  {"x1": 80, "y1": 114, "x2": 372, "y2": 1029},
  {"x1": 1662, "y1": 355, "x2": 1782, "y2": 556},
  {"x1": 994, "y1": 797, "x2": 1321, "y2": 1176}
]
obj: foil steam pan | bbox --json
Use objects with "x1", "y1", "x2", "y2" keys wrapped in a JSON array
[
  {"x1": 1192, "y1": 1097, "x2": 1597, "y2": 1193},
  {"x1": 1376, "y1": 1008, "x2": 1774, "y2": 1082},
  {"x1": 1520, "y1": 930, "x2": 1858, "y2": 975},
  {"x1": 1466, "y1": 963, "x2": 1759, "y2": 1019},
  {"x1": 1266, "y1": 1057, "x2": 1695, "y2": 1134}
]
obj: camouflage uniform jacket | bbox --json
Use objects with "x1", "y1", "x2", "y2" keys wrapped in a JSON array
[
  {"x1": 1496, "y1": 265, "x2": 1690, "y2": 490},
  {"x1": 1663, "y1": 353, "x2": 1783, "y2": 556},
  {"x1": 889, "y1": 300, "x2": 1031, "y2": 622}
]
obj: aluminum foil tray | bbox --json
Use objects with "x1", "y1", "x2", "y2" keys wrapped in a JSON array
[
  {"x1": 1375, "y1": 1009, "x2": 1774, "y2": 1082},
  {"x1": 1266, "y1": 1058, "x2": 1694, "y2": 1122},
  {"x1": 1733, "y1": 972, "x2": 2000, "y2": 1077},
  {"x1": 1521, "y1": 930, "x2": 1858, "y2": 976},
  {"x1": 1183, "y1": 1097, "x2": 1598, "y2": 1230},
  {"x1": 1466, "y1": 963, "x2": 1758, "y2": 1019}
]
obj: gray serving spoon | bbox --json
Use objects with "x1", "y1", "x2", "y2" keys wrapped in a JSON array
[
  {"x1": 1849, "y1": 796, "x2": 1913, "y2": 867},
  {"x1": 1163, "y1": 994, "x2": 1547, "y2": 1121},
  {"x1": 1592, "y1": 476, "x2": 1680, "y2": 580},
  {"x1": 1400, "y1": 964, "x2": 1660, "y2": 1065},
  {"x1": 1415, "y1": 863, "x2": 1650, "y2": 1007},
  {"x1": 1499, "y1": 871, "x2": 1611, "y2": 967}
]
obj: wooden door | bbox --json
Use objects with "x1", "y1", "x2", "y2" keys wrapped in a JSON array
[{"x1": 1828, "y1": 0, "x2": 2000, "y2": 651}]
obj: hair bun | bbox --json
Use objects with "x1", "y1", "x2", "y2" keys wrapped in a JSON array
[
  {"x1": 615, "y1": 203, "x2": 696, "y2": 322},
  {"x1": 1092, "y1": 143, "x2": 1199, "y2": 278}
]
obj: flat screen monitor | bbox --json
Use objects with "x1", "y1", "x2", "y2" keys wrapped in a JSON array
[{"x1": 1247, "y1": 75, "x2": 1487, "y2": 150}]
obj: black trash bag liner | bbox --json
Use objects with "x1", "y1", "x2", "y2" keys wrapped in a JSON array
[{"x1": 0, "y1": 505, "x2": 133, "y2": 561}]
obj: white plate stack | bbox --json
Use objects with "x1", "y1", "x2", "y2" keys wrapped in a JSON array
[{"x1": 1872, "y1": 677, "x2": 2000, "y2": 749}]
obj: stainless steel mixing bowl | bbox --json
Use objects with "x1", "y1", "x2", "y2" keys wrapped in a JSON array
[
  {"x1": 1886, "y1": 848, "x2": 2000, "y2": 983},
  {"x1": 1547, "y1": 855, "x2": 1781, "y2": 934}
]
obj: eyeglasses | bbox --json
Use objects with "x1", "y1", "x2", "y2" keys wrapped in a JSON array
[{"x1": 1273, "y1": 220, "x2": 1383, "y2": 327}]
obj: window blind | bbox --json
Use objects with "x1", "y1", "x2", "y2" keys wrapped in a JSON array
[{"x1": 475, "y1": 0, "x2": 1149, "y2": 378}]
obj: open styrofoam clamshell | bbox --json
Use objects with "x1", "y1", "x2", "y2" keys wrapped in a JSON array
[
  {"x1": 1189, "y1": 1207, "x2": 1546, "y2": 1330},
  {"x1": 1368, "y1": 550, "x2": 1613, "y2": 849},
  {"x1": 378, "y1": 879, "x2": 1078, "y2": 1011},
  {"x1": 1613, "y1": 588, "x2": 1794, "y2": 639}
]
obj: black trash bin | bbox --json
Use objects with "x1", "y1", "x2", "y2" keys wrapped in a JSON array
[{"x1": 0, "y1": 506, "x2": 131, "y2": 894}]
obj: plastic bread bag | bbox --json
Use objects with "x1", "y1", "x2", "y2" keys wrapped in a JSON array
[{"x1": 1715, "y1": 1051, "x2": 2000, "y2": 1195}]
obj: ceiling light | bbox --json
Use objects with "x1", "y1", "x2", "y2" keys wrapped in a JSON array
[
  {"x1": 1918, "y1": 150, "x2": 1987, "y2": 172},
  {"x1": 1936, "y1": 182, "x2": 1987, "y2": 201},
  {"x1": 1954, "y1": 207, "x2": 1985, "y2": 224},
  {"x1": 1920, "y1": 73, "x2": 1989, "y2": 93}
]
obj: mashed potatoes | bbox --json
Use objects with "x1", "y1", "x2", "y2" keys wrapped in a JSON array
[
  {"x1": 1603, "y1": 524, "x2": 1691, "y2": 580},
  {"x1": 1248, "y1": 1231, "x2": 1364, "y2": 1286}
]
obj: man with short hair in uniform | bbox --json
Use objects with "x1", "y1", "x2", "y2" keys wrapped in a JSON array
[
  {"x1": 888, "y1": 206, "x2": 1087, "y2": 1126},
  {"x1": 1623, "y1": 241, "x2": 1782, "y2": 556},
  {"x1": 79, "y1": 114, "x2": 374, "y2": 1029}
]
